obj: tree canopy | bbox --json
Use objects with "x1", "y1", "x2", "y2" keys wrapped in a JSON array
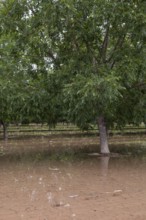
[{"x1": 0, "y1": 0, "x2": 146, "y2": 152}]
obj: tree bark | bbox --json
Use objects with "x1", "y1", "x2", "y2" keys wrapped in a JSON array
[
  {"x1": 0, "y1": 121, "x2": 8, "y2": 141},
  {"x1": 98, "y1": 116, "x2": 110, "y2": 154}
]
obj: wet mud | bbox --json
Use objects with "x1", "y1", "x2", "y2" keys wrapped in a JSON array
[{"x1": 0, "y1": 137, "x2": 146, "y2": 220}]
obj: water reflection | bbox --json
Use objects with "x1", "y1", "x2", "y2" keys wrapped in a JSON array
[
  {"x1": 1, "y1": 143, "x2": 146, "y2": 219},
  {"x1": 99, "y1": 156, "x2": 110, "y2": 176}
]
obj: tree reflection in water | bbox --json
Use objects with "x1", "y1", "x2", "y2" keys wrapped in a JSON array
[{"x1": 99, "y1": 156, "x2": 110, "y2": 176}]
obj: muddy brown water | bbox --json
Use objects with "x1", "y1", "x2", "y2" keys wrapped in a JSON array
[{"x1": 0, "y1": 137, "x2": 146, "y2": 220}]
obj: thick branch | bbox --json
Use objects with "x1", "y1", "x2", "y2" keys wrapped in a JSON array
[
  {"x1": 130, "y1": 82, "x2": 146, "y2": 90},
  {"x1": 108, "y1": 33, "x2": 127, "y2": 63},
  {"x1": 101, "y1": 25, "x2": 110, "y2": 62},
  {"x1": 110, "y1": 60, "x2": 116, "y2": 69}
]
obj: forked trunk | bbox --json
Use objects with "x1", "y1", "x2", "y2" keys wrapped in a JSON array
[{"x1": 98, "y1": 116, "x2": 110, "y2": 154}]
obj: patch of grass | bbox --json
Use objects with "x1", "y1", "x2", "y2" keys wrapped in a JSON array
[
  {"x1": 110, "y1": 143, "x2": 146, "y2": 157},
  {"x1": 0, "y1": 147, "x2": 90, "y2": 164}
]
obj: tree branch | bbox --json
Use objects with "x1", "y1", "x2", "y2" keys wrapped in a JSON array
[
  {"x1": 130, "y1": 82, "x2": 146, "y2": 90},
  {"x1": 101, "y1": 24, "x2": 110, "y2": 62},
  {"x1": 108, "y1": 33, "x2": 127, "y2": 63},
  {"x1": 108, "y1": 33, "x2": 127, "y2": 69}
]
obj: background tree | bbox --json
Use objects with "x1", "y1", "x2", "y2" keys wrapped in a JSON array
[{"x1": 0, "y1": 0, "x2": 63, "y2": 139}]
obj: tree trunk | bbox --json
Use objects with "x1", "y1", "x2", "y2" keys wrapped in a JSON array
[
  {"x1": 0, "y1": 121, "x2": 8, "y2": 141},
  {"x1": 3, "y1": 123, "x2": 8, "y2": 141},
  {"x1": 98, "y1": 116, "x2": 110, "y2": 154}
]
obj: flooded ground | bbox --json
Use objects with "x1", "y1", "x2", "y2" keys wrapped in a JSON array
[{"x1": 0, "y1": 136, "x2": 146, "y2": 220}]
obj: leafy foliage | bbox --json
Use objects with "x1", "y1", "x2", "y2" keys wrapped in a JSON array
[{"x1": 0, "y1": 0, "x2": 146, "y2": 136}]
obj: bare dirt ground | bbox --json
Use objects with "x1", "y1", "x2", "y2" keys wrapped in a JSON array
[{"x1": 0, "y1": 136, "x2": 146, "y2": 220}]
